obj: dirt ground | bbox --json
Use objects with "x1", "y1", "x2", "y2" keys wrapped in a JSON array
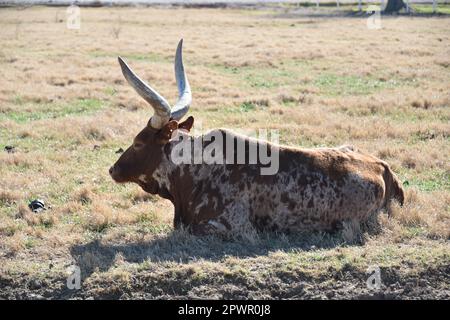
[{"x1": 0, "y1": 4, "x2": 449, "y2": 299}]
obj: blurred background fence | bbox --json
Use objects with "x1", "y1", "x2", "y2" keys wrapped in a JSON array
[{"x1": 0, "y1": 0, "x2": 449, "y2": 15}]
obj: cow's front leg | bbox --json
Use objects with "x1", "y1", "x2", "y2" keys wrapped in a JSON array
[{"x1": 173, "y1": 207, "x2": 182, "y2": 229}]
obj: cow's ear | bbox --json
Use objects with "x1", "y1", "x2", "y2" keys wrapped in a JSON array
[
  {"x1": 178, "y1": 116, "x2": 194, "y2": 132},
  {"x1": 158, "y1": 120, "x2": 178, "y2": 142}
]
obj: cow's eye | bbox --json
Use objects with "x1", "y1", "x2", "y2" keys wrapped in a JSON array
[{"x1": 133, "y1": 142, "x2": 144, "y2": 149}]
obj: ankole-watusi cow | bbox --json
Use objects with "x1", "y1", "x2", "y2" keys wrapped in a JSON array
[{"x1": 110, "y1": 39, "x2": 405, "y2": 236}]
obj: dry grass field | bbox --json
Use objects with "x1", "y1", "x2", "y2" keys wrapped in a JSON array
[{"x1": 0, "y1": 5, "x2": 449, "y2": 299}]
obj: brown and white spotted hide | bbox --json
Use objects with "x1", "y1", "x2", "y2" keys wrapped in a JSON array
[{"x1": 112, "y1": 127, "x2": 405, "y2": 237}]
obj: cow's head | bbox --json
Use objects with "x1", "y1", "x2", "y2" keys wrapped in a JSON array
[{"x1": 109, "y1": 39, "x2": 194, "y2": 194}]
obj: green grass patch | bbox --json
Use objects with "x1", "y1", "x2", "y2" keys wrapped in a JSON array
[
  {"x1": 243, "y1": 67, "x2": 296, "y2": 88},
  {"x1": 0, "y1": 98, "x2": 105, "y2": 123},
  {"x1": 240, "y1": 101, "x2": 256, "y2": 112},
  {"x1": 403, "y1": 226, "x2": 427, "y2": 239},
  {"x1": 402, "y1": 170, "x2": 449, "y2": 192},
  {"x1": 89, "y1": 51, "x2": 170, "y2": 63},
  {"x1": 314, "y1": 73, "x2": 402, "y2": 96},
  {"x1": 24, "y1": 237, "x2": 36, "y2": 249},
  {"x1": 210, "y1": 60, "x2": 313, "y2": 90},
  {"x1": 385, "y1": 103, "x2": 449, "y2": 124},
  {"x1": 12, "y1": 94, "x2": 24, "y2": 105},
  {"x1": 104, "y1": 87, "x2": 117, "y2": 96}
]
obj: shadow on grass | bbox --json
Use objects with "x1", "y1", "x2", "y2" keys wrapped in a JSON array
[
  {"x1": 68, "y1": 225, "x2": 371, "y2": 282},
  {"x1": 0, "y1": 218, "x2": 384, "y2": 299}
]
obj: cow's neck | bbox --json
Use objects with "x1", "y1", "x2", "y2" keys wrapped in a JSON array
[
  {"x1": 149, "y1": 144, "x2": 176, "y2": 196},
  {"x1": 155, "y1": 133, "x2": 199, "y2": 226},
  {"x1": 150, "y1": 132, "x2": 193, "y2": 198}
]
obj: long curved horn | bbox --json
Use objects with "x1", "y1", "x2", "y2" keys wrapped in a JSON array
[
  {"x1": 170, "y1": 39, "x2": 192, "y2": 121},
  {"x1": 118, "y1": 56, "x2": 171, "y2": 129}
]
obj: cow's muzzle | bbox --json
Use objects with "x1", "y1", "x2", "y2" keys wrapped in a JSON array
[{"x1": 109, "y1": 165, "x2": 125, "y2": 183}]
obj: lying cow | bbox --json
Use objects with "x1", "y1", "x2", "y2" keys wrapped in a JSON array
[{"x1": 109, "y1": 40, "x2": 405, "y2": 236}]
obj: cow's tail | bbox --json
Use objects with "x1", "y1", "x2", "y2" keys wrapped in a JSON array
[{"x1": 382, "y1": 163, "x2": 405, "y2": 207}]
